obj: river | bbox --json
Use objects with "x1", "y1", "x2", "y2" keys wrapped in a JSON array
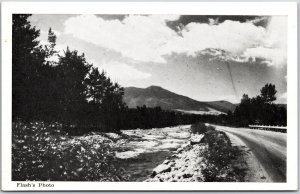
[{"x1": 115, "y1": 125, "x2": 191, "y2": 181}]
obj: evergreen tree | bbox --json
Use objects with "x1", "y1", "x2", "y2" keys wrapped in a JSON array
[
  {"x1": 260, "y1": 83, "x2": 277, "y2": 103},
  {"x1": 44, "y1": 28, "x2": 58, "y2": 65},
  {"x1": 12, "y1": 14, "x2": 47, "y2": 120},
  {"x1": 86, "y1": 67, "x2": 106, "y2": 104},
  {"x1": 86, "y1": 67, "x2": 125, "y2": 129},
  {"x1": 56, "y1": 47, "x2": 92, "y2": 125}
]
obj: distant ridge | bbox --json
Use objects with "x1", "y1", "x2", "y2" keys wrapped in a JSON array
[{"x1": 123, "y1": 86, "x2": 237, "y2": 115}]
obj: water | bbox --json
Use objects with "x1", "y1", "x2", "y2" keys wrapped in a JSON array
[{"x1": 115, "y1": 125, "x2": 191, "y2": 181}]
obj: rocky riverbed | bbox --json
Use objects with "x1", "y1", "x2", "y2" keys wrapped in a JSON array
[
  {"x1": 111, "y1": 124, "x2": 211, "y2": 182},
  {"x1": 115, "y1": 125, "x2": 192, "y2": 181},
  {"x1": 144, "y1": 126, "x2": 248, "y2": 182},
  {"x1": 146, "y1": 142, "x2": 207, "y2": 182},
  {"x1": 76, "y1": 124, "x2": 248, "y2": 182}
]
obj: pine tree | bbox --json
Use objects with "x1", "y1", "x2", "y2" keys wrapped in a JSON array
[
  {"x1": 12, "y1": 14, "x2": 44, "y2": 120},
  {"x1": 56, "y1": 47, "x2": 92, "y2": 125},
  {"x1": 86, "y1": 67, "x2": 125, "y2": 129},
  {"x1": 260, "y1": 83, "x2": 277, "y2": 103}
]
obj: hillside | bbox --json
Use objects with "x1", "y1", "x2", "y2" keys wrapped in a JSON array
[{"x1": 123, "y1": 86, "x2": 236, "y2": 115}]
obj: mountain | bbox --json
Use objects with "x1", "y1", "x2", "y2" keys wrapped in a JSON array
[
  {"x1": 123, "y1": 86, "x2": 237, "y2": 115},
  {"x1": 206, "y1": 101, "x2": 237, "y2": 113}
]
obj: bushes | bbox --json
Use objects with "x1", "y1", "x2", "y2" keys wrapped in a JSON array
[
  {"x1": 12, "y1": 121, "x2": 125, "y2": 181},
  {"x1": 189, "y1": 123, "x2": 245, "y2": 181},
  {"x1": 200, "y1": 130, "x2": 230, "y2": 148},
  {"x1": 191, "y1": 122, "x2": 215, "y2": 134},
  {"x1": 200, "y1": 130, "x2": 245, "y2": 182}
]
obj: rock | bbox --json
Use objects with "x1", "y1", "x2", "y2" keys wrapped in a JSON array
[
  {"x1": 145, "y1": 177, "x2": 160, "y2": 182},
  {"x1": 196, "y1": 176, "x2": 203, "y2": 181},
  {"x1": 169, "y1": 162, "x2": 175, "y2": 167},
  {"x1": 200, "y1": 163, "x2": 207, "y2": 169},
  {"x1": 152, "y1": 164, "x2": 172, "y2": 177},
  {"x1": 151, "y1": 171, "x2": 157, "y2": 178},
  {"x1": 175, "y1": 172, "x2": 184, "y2": 179},
  {"x1": 147, "y1": 144, "x2": 209, "y2": 182},
  {"x1": 182, "y1": 173, "x2": 193, "y2": 178},
  {"x1": 197, "y1": 157, "x2": 204, "y2": 162},
  {"x1": 176, "y1": 147, "x2": 184, "y2": 153},
  {"x1": 190, "y1": 134, "x2": 204, "y2": 145},
  {"x1": 183, "y1": 144, "x2": 192, "y2": 151},
  {"x1": 180, "y1": 143, "x2": 190, "y2": 149}
]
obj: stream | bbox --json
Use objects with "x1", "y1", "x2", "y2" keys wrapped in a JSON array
[{"x1": 115, "y1": 125, "x2": 191, "y2": 181}]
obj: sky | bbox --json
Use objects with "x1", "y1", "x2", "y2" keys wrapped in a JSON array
[{"x1": 29, "y1": 14, "x2": 287, "y2": 104}]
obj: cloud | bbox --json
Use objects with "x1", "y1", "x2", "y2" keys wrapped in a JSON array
[
  {"x1": 243, "y1": 47, "x2": 286, "y2": 67},
  {"x1": 278, "y1": 92, "x2": 287, "y2": 104},
  {"x1": 242, "y1": 16, "x2": 287, "y2": 67},
  {"x1": 94, "y1": 61, "x2": 151, "y2": 83},
  {"x1": 279, "y1": 92, "x2": 287, "y2": 99},
  {"x1": 63, "y1": 14, "x2": 287, "y2": 67},
  {"x1": 48, "y1": 43, "x2": 152, "y2": 84},
  {"x1": 171, "y1": 20, "x2": 266, "y2": 56},
  {"x1": 64, "y1": 14, "x2": 179, "y2": 63}
]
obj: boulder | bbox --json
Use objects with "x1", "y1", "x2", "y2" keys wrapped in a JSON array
[
  {"x1": 190, "y1": 134, "x2": 204, "y2": 145},
  {"x1": 182, "y1": 173, "x2": 193, "y2": 178},
  {"x1": 169, "y1": 162, "x2": 175, "y2": 167},
  {"x1": 151, "y1": 164, "x2": 171, "y2": 177},
  {"x1": 180, "y1": 143, "x2": 190, "y2": 149},
  {"x1": 176, "y1": 147, "x2": 184, "y2": 153}
]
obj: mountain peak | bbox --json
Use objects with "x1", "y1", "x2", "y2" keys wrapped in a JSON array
[
  {"x1": 146, "y1": 85, "x2": 164, "y2": 90},
  {"x1": 123, "y1": 85, "x2": 236, "y2": 114}
]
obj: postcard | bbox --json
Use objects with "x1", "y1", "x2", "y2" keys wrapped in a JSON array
[{"x1": 1, "y1": 1, "x2": 298, "y2": 191}]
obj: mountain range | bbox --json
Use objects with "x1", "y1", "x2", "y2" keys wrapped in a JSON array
[{"x1": 123, "y1": 86, "x2": 237, "y2": 115}]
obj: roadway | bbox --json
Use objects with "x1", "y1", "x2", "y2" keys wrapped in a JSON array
[{"x1": 215, "y1": 125, "x2": 286, "y2": 182}]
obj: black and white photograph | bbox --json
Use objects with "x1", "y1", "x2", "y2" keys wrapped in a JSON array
[{"x1": 1, "y1": 1, "x2": 298, "y2": 191}]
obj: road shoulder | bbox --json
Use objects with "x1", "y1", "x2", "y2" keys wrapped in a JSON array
[{"x1": 225, "y1": 132, "x2": 272, "y2": 182}]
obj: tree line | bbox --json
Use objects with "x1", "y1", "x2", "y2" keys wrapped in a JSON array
[{"x1": 226, "y1": 83, "x2": 287, "y2": 127}]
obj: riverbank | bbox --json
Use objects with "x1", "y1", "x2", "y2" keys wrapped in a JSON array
[{"x1": 146, "y1": 125, "x2": 247, "y2": 182}]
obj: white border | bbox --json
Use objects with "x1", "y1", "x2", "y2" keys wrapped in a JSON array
[{"x1": 1, "y1": 1, "x2": 298, "y2": 191}]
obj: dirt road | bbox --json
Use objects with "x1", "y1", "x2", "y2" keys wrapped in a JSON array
[{"x1": 216, "y1": 125, "x2": 286, "y2": 182}]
